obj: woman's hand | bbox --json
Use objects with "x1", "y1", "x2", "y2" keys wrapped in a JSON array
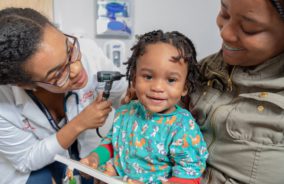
[
  {"x1": 56, "y1": 92, "x2": 112, "y2": 149},
  {"x1": 76, "y1": 92, "x2": 112, "y2": 131}
]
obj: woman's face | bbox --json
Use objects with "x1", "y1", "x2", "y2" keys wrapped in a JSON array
[
  {"x1": 24, "y1": 26, "x2": 88, "y2": 93},
  {"x1": 217, "y1": 0, "x2": 284, "y2": 66}
]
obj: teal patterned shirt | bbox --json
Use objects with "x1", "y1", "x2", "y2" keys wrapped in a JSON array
[{"x1": 101, "y1": 100, "x2": 208, "y2": 184}]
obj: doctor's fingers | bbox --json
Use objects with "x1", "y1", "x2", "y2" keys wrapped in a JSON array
[
  {"x1": 80, "y1": 103, "x2": 111, "y2": 122},
  {"x1": 94, "y1": 92, "x2": 104, "y2": 102},
  {"x1": 93, "y1": 108, "x2": 112, "y2": 126},
  {"x1": 91, "y1": 102, "x2": 113, "y2": 118},
  {"x1": 91, "y1": 98, "x2": 112, "y2": 110}
]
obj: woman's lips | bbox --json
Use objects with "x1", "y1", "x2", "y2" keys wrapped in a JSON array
[
  {"x1": 223, "y1": 43, "x2": 244, "y2": 51},
  {"x1": 222, "y1": 43, "x2": 245, "y2": 58}
]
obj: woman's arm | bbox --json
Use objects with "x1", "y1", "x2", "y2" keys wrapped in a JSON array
[
  {"x1": 0, "y1": 117, "x2": 64, "y2": 172},
  {"x1": 0, "y1": 93, "x2": 112, "y2": 172},
  {"x1": 57, "y1": 93, "x2": 112, "y2": 149}
]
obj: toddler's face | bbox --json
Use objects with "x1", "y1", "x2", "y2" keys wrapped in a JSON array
[{"x1": 134, "y1": 42, "x2": 188, "y2": 114}]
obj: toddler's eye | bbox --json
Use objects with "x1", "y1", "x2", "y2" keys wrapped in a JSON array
[
  {"x1": 143, "y1": 74, "x2": 152, "y2": 80},
  {"x1": 168, "y1": 78, "x2": 177, "y2": 84}
]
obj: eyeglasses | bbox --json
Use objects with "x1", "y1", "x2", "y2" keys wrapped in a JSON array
[{"x1": 32, "y1": 34, "x2": 81, "y2": 88}]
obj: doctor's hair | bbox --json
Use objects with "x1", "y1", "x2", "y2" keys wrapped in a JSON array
[
  {"x1": 125, "y1": 30, "x2": 202, "y2": 96},
  {"x1": 0, "y1": 7, "x2": 55, "y2": 85},
  {"x1": 270, "y1": 0, "x2": 284, "y2": 19}
]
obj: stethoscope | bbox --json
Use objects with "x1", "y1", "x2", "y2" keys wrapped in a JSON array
[
  {"x1": 26, "y1": 90, "x2": 103, "y2": 162},
  {"x1": 64, "y1": 91, "x2": 103, "y2": 138},
  {"x1": 64, "y1": 91, "x2": 79, "y2": 115},
  {"x1": 27, "y1": 90, "x2": 103, "y2": 138}
]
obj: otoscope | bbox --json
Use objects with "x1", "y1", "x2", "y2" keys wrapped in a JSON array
[
  {"x1": 96, "y1": 71, "x2": 125, "y2": 138},
  {"x1": 97, "y1": 71, "x2": 125, "y2": 100}
]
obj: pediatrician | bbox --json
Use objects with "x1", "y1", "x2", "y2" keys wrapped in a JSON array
[{"x1": 0, "y1": 7, "x2": 127, "y2": 184}]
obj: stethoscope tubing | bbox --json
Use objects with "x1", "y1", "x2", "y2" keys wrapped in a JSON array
[{"x1": 64, "y1": 91, "x2": 103, "y2": 138}]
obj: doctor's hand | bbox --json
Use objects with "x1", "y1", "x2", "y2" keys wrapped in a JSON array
[{"x1": 77, "y1": 92, "x2": 112, "y2": 130}]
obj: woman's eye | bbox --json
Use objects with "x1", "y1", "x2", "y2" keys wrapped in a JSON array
[
  {"x1": 219, "y1": 10, "x2": 230, "y2": 19},
  {"x1": 47, "y1": 70, "x2": 61, "y2": 83},
  {"x1": 242, "y1": 29, "x2": 259, "y2": 35},
  {"x1": 241, "y1": 23, "x2": 264, "y2": 35}
]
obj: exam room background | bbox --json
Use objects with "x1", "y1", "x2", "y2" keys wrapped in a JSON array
[{"x1": 54, "y1": 0, "x2": 221, "y2": 66}]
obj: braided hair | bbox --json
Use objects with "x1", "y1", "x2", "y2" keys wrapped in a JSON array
[
  {"x1": 270, "y1": 0, "x2": 284, "y2": 19},
  {"x1": 125, "y1": 30, "x2": 202, "y2": 99},
  {"x1": 0, "y1": 8, "x2": 54, "y2": 85}
]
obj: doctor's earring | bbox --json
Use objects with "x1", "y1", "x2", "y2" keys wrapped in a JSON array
[{"x1": 17, "y1": 84, "x2": 38, "y2": 91}]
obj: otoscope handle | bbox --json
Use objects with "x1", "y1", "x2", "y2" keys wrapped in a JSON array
[
  {"x1": 102, "y1": 81, "x2": 113, "y2": 100},
  {"x1": 96, "y1": 71, "x2": 125, "y2": 138},
  {"x1": 102, "y1": 92, "x2": 110, "y2": 100}
]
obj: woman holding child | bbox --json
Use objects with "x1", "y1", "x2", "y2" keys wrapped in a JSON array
[
  {"x1": 190, "y1": 0, "x2": 284, "y2": 183},
  {"x1": 118, "y1": 0, "x2": 284, "y2": 183}
]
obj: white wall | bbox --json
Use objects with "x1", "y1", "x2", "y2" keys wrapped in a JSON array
[
  {"x1": 53, "y1": 0, "x2": 221, "y2": 61},
  {"x1": 132, "y1": 0, "x2": 221, "y2": 59}
]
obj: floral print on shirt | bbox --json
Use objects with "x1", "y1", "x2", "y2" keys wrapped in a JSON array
[{"x1": 101, "y1": 100, "x2": 208, "y2": 184}]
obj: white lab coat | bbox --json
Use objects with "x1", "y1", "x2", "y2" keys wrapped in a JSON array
[{"x1": 0, "y1": 38, "x2": 127, "y2": 184}]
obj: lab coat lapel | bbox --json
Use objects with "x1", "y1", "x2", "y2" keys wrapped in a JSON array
[
  {"x1": 12, "y1": 86, "x2": 54, "y2": 134},
  {"x1": 21, "y1": 100, "x2": 54, "y2": 133},
  {"x1": 65, "y1": 92, "x2": 79, "y2": 121}
]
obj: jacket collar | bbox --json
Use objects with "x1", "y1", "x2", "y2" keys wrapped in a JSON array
[
  {"x1": 201, "y1": 51, "x2": 284, "y2": 91},
  {"x1": 12, "y1": 85, "x2": 29, "y2": 106},
  {"x1": 233, "y1": 52, "x2": 284, "y2": 90}
]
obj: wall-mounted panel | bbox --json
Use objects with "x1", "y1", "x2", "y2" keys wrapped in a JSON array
[{"x1": 0, "y1": 0, "x2": 53, "y2": 21}]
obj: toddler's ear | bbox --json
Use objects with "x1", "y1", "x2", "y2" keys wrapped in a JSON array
[
  {"x1": 181, "y1": 84, "x2": 188, "y2": 97},
  {"x1": 131, "y1": 73, "x2": 136, "y2": 88},
  {"x1": 121, "y1": 83, "x2": 137, "y2": 104}
]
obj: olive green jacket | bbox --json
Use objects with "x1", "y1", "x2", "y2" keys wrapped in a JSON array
[{"x1": 191, "y1": 51, "x2": 284, "y2": 184}]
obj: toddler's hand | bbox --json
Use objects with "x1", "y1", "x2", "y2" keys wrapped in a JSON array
[
  {"x1": 127, "y1": 179, "x2": 144, "y2": 184},
  {"x1": 103, "y1": 161, "x2": 117, "y2": 176},
  {"x1": 80, "y1": 152, "x2": 99, "y2": 168},
  {"x1": 79, "y1": 152, "x2": 99, "y2": 179}
]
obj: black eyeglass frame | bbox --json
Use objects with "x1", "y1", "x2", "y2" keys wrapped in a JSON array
[{"x1": 32, "y1": 34, "x2": 80, "y2": 88}]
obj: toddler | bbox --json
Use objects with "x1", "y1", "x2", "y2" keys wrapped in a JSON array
[{"x1": 81, "y1": 30, "x2": 208, "y2": 184}]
